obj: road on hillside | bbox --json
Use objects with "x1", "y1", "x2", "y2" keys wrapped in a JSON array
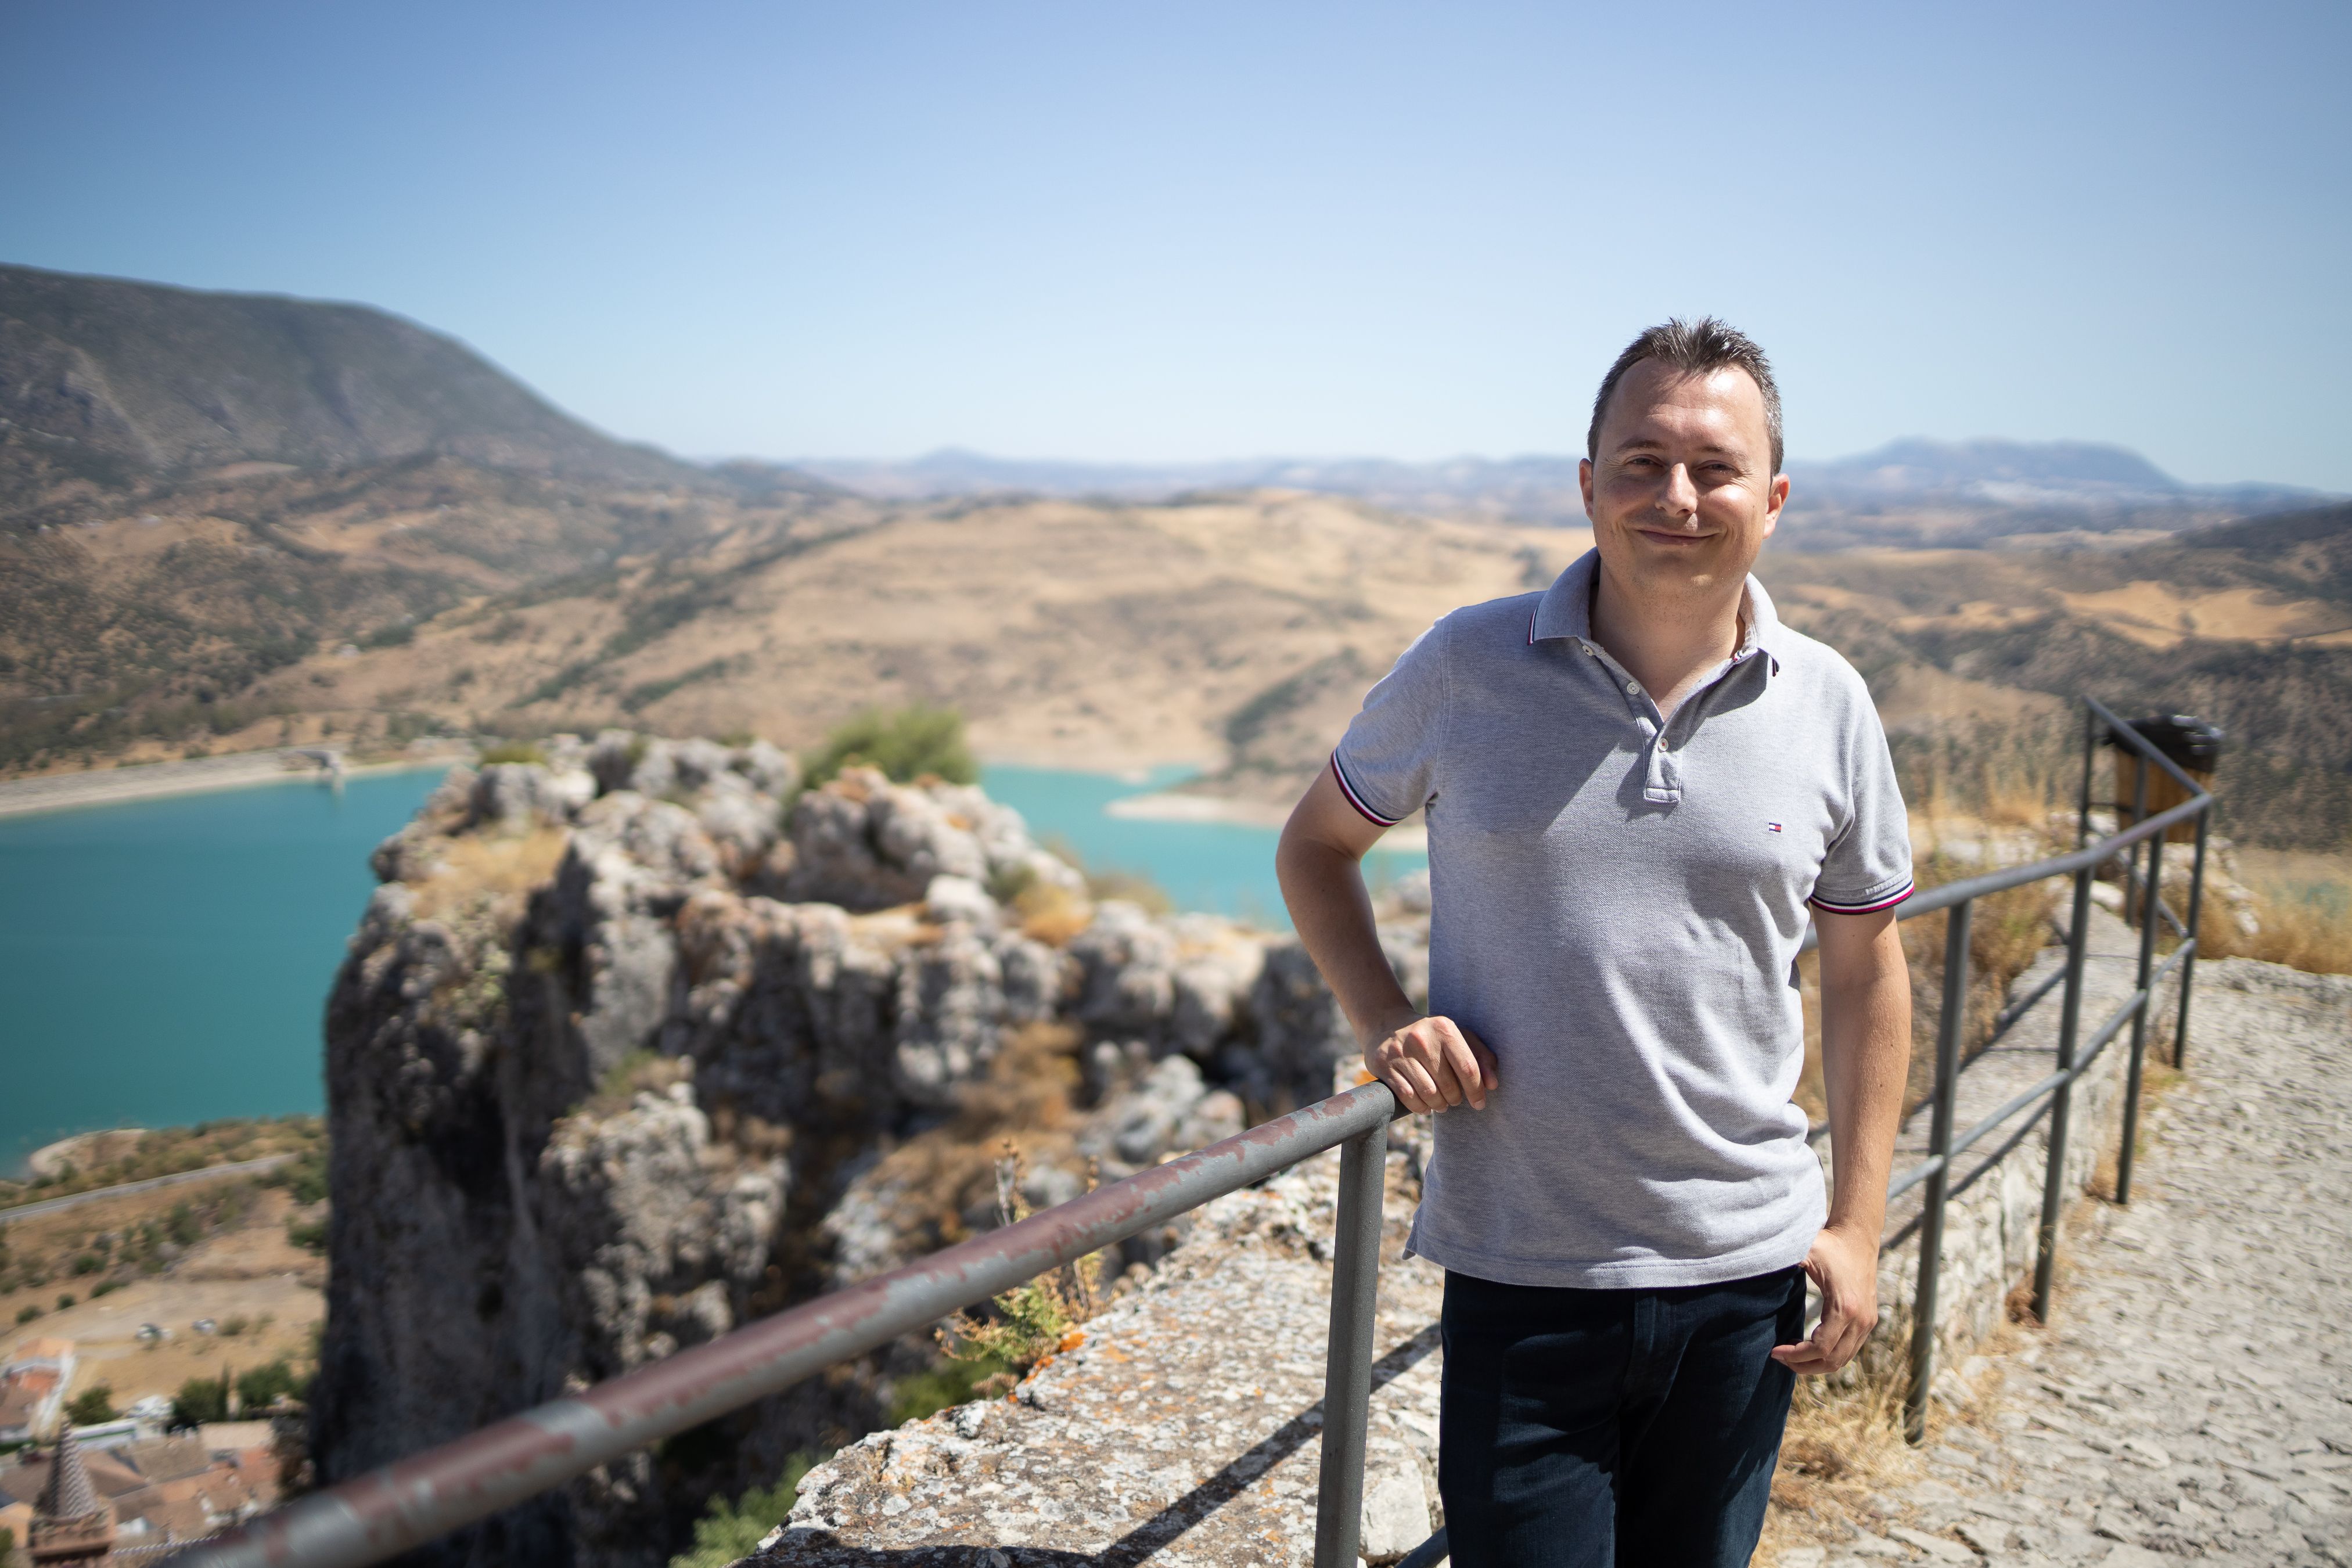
[{"x1": 0, "y1": 1155, "x2": 297, "y2": 1222}]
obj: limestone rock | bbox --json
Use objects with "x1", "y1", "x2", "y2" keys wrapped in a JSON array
[{"x1": 314, "y1": 732, "x2": 1429, "y2": 1567}]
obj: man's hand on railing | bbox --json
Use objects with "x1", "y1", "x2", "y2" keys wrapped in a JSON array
[
  {"x1": 1365, "y1": 1012, "x2": 1498, "y2": 1113},
  {"x1": 1770, "y1": 1221, "x2": 1880, "y2": 1376}
]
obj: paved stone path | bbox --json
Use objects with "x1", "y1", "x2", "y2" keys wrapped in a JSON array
[{"x1": 1794, "y1": 958, "x2": 2352, "y2": 1567}]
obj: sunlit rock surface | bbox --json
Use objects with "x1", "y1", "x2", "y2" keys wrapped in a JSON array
[{"x1": 312, "y1": 734, "x2": 1429, "y2": 1567}]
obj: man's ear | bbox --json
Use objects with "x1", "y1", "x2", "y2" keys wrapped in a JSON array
[
  {"x1": 1763, "y1": 472, "x2": 1790, "y2": 537},
  {"x1": 1579, "y1": 456, "x2": 1597, "y2": 523}
]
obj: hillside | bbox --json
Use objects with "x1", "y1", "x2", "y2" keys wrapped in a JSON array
[
  {"x1": 1765, "y1": 501, "x2": 2352, "y2": 847},
  {"x1": 792, "y1": 439, "x2": 2326, "y2": 549},
  {"x1": 5, "y1": 261, "x2": 2349, "y2": 852},
  {"x1": 210, "y1": 491, "x2": 1585, "y2": 781},
  {"x1": 0, "y1": 455, "x2": 870, "y2": 772},
  {"x1": 0, "y1": 264, "x2": 727, "y2": 508},
  {"x1": 0, "y1": 264, "x2": 854, "y2": 771}
]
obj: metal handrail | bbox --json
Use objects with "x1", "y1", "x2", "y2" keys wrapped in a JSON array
[
  {"x1": 1886, "y1": 697, "x2": 2211, "y2": 1438},
  {"x1": 173, "y1": 1085, "x2": 1403, "y2": 1568},
  {"x1": 171, "y1": 697, "x2": 2216, "y2": 1564}
]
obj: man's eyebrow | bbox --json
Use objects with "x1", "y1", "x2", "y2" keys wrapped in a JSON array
[{"x1": 1610, "y1": 437, "x2": 1748, "y2": 457}]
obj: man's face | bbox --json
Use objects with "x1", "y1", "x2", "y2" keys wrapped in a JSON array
[{"x1": 1578, "y1": 359, "x2": 1788, "y2": 604}]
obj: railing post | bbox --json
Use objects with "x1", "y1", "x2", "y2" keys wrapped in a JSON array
[
  {"x1": 2176, "y1": 805, "x2": 2210, "y2": 1072},
  {"x1": 2125, "y1": 740, "x2": 2151, "y2": 927},
  {"x1": 2033, "y1": 865, "x2": 2095, "y2": 1321},
  {"x1": 2116, "y1": 826, "x2": 2166, "y2": 1204},
  {"x1": 2076, "y1": 705, "x2": 2099, "y2": 850},
  {"x1": 1905, "y1": 896, "x2": 1972, "y2": 1443},
  {"x1": 1314, "y1": 1124, "x2": 1388, "y2": 1568}
]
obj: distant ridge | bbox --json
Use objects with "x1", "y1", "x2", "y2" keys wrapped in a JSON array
[
  {"x1": 0, "y1": 263, "x2": 697, "y2": 486},
  {"x1": 794, "y1": 441, "x2": 2329, "y2": 548}
]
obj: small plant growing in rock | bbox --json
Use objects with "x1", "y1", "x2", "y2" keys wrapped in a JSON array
[
  {"x1": 669, "y1": 1473, "x2": 807, "y2": 1568},
  {"x1": 936, "y1": 1145, "x2": 1105, "y2": 1392},
  {"x1": 801, "y1": 705, "x2": 977, "y2": 788}
]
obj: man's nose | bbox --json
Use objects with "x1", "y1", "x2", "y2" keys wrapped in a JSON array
[{"x1": 1661, "y1": 463, "x2": 1699, "y2": 518}]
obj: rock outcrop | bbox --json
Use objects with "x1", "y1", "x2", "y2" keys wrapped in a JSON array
[{"x1": 312, "y1": 733, "x2": 1427, "y2": 1567}]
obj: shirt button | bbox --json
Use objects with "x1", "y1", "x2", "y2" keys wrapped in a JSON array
[{"x1": 1625, "y1": 679, "x2": 1641, "y2": 694}]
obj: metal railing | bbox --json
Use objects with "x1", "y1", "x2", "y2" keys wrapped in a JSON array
[
  {"x1": 1877, "y1": 697, "x2": 2210, "y2": 1441},
  {"x1": 174, "y1": 697, "x2": 2211, "y2": 1567}
]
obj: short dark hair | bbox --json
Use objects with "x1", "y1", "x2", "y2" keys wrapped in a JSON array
[{"x1": 1586, "y1": 317, "x2": 1783, "y2": 475}]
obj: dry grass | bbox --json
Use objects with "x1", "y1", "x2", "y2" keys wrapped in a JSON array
[
  {"x1": 2191, "y1": 883, "x2": 2352, "y2": 974},
  {"x1": 1796, "y1": 847, "x2": 2061, "y2": 1125},
  {"x1": 408, "y1": 824, "x2": 569, "y2": 921},
  {"x1": 1, "y1": 1117, "x2": 325, "y2": 1209},
  {"x1": 1756, "y1": 1360, "x2": 1922, "y2": 1561},
  {"x1": 1011, "y1": 879, "x2": 1094, "y2": 947},
  {"x1": 836, "y1": 1023, "x2": 1087, "y2": 1264}
]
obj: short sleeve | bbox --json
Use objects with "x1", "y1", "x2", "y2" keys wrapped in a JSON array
[
  {"x1": 1330, "y1": 617, "x2": 1450, "y2": 828},
  {"x1": 1809, "y1": 696, "x2": 1914, "y2": 914}
]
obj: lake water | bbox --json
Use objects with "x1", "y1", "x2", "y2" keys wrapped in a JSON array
[{"x1": 0, "y1": 763, "x2": 1420, "y2": 1173}]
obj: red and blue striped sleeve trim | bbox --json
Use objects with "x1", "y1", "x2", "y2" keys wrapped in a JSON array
[
  {"x1": 1808, "y1": 882, "x2": 1915, "y2": 915},
  {"x1": 1329, "y1": 751, "x2": 1402, "y2": 828}
]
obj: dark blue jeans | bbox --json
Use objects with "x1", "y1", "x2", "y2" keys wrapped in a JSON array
[{"x1": 1438, "y1": 1265, "x2": 1806, "y2": 1567}]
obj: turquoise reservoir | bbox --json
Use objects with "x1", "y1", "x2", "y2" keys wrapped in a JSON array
[
  {"x1": 0, "y1": 763, "x2": 1421, "y2": 1173},
  {"x1": 0, "y1": 769, "x2": 447, "y2": 1174}
]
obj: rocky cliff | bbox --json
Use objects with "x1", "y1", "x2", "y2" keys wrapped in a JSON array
[{"x1": 311, "y1": 734, "x2": 1428, "y2": 1566}]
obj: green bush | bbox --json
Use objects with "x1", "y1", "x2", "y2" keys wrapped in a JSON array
[
  {"x1": 668, "y1": 1466, "x2": 821, "y2": 1568},
  {"x1": 802, "y1": 706, "x2": 976, "y2": 789},
  {"x1": 477, "y1": 739, "x2": 548, "y2": 767},
  {"x1": 236, "y1": 1360, "x2": 307, "y2": 1411},
  {"x1": 89, "y1": 1280, "x2": 123, "y2": 1298},
  {"x1": 172, "y1": 1376, "x2": 228, "y2": 1427},
  {"x1": 64, "y1": 1384, "x2": 116, "y2": 1426},
  {"x1": 262, "y1": 1149, "x2": 328, "y2": 1206},
  {"x1": 15, "y1": 1304, "x2": 40, "y2": 1325},
  {"x1": 887, "y1": 1354, "x2": 1010, "y2": 1427},
  {"x1": 286, "y1": 1218, "x2": 328, "y2": 1254}
]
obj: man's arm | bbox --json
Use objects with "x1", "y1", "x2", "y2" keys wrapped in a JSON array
[
  {"x1": 1771, "y1": 906, "x2": 1911, "y2": 1375},
  {"x1": 1276, "y1": 762, "x2": 1496, "y2": 1113}
]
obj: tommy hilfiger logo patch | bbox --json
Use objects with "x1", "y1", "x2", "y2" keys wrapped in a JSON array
[{"x1": 1766, "y1": 822, "x2": 1783, "y2": 833}]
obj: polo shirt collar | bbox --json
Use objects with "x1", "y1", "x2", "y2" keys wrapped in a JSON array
[{"x1": 1530, "y1": 548, "x2": 1783, "y2": 667}]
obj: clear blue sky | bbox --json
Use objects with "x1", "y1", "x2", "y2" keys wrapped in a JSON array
[{"x1": 3, "y1": 2, "x2": 2347, "y2": 488}]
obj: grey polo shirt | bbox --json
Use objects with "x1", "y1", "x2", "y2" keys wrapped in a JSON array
[{"x1": 1332, "y1": 549, "x2": 1912, "y2": 1289}]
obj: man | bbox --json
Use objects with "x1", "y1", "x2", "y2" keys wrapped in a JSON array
[{"x1": 1276, "y1": 319, "x2": 1914, "y2": 1566}]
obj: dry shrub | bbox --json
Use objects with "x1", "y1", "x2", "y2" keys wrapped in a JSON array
[
  {"x1": 1012, "y1": 879, "x2": 1094, "y2": 947},
  {"x1": 936, "y1": 1142, "x2": 1106, "y2": 1391},
  {"x1": 1758, "y1": 1361, "x2": 1920, "y2": 1559},
  {"x1": 1796, "y1": 853, "x2": 2060, "y2": 1125},
  {"x1": 840, "y1": 1023, "x2": 1087, "y2": 1265},
  {"x1": 2191, "y1": 887, "x2": 2352, "y2": 974},
  {"x1": 410, "y1": 825, "x2": 568, "y2": 920},
  {"x1": 581, "y1": 1049, "x2": 693, "y2": 1117},
  {"x1": 1899, "y1": 714, "x2": 2077, "y2": 836}
]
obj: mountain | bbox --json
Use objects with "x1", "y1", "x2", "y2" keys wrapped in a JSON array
[
  {"x1": 0, "y1": 265, "x2": 849, "y2": 770},
  {"x1": 794, "y1": 441, "x2": 2328, "y2": 548},
  {"x1": 0, "y1": 262, "x2": 711, "y2": 496}
]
